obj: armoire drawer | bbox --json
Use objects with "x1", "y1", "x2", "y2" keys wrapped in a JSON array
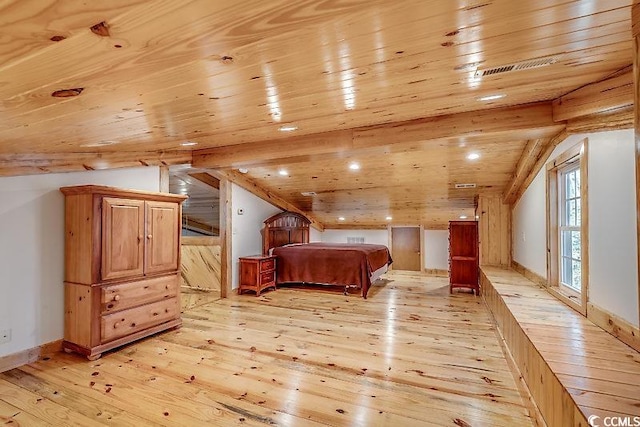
[
  {"x1": 101, "y1": 274, "x2": 178, "y2": 313},
  {"x1": 101, "y1": 297, "x2": 179, "y2": 343}
]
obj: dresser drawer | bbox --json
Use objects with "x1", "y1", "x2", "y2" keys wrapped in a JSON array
[
  {"x1": 101, "y1": 274, "x2": 178, "y2": 313},
  {"x1": 260, "y1": 270, "x2": 275, "y2": 285},
  {"x1": 260, "y1": 258, "x2": 275, "y2": 272},
  {"x1": 101, "y1": 297, "x2": 179, "y2": 343}
]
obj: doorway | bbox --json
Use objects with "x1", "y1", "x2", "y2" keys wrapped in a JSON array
[{"x1": 391, "y1": 226, "x2": 422, "y2": 271}]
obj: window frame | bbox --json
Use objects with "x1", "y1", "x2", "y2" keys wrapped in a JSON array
[{"x1": 546, "y1": 139, "x2": 589, "y2": 315}]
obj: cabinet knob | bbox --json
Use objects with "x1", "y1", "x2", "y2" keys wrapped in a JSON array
[
  {"x1": 147, "y1": 234, "x2": 153, "y2": 239},
  {"x1": 113, "y1": 322, "x2": 120, "y2": 329},
  {"x1": 113, "y1": 295, "x2": 120, "y2": 301}
]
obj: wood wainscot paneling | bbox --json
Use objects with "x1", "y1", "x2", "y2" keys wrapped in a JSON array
[
  {"x1": 476, "y1": 196, "x2": 511, "y2": 267},
  {"x1": 180, "y1": 243, "x2": 221, "y2": 292}
]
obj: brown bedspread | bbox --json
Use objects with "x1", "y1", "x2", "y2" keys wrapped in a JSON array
[{"x1": 272, "y1": 243, "x2": 392, "y2": 298}]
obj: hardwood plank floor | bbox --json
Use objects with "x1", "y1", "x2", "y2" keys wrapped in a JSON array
[{"x1": 0, "y1": 273, "x2": 533, "y2": 426}]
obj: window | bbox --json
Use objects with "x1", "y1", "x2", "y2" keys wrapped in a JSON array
[
  {"x1": 559, "y1": 163, "x2": 581, "y2": 292},
  {"x1": 546, "y1": 139, "x2": 588, "y2": 314}
]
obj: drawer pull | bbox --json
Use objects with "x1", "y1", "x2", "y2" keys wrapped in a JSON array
[
  {"x1": 113, "y1": 295, "x2": 121, "y2": 301},
  {"x1": 114, "y1": 322, "x2": 120, "y2": 329},
  {"x1": 147, "y1": 234, "x2": 153, "y2": 239}
]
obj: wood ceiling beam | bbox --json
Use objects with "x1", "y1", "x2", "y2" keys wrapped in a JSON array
[
  {"x1": 188, "y1": 172, "x2": 220, "y2": 190},
  {"x1": 208, "y1": 170, "x2": 325, "y2": 232},
  {"x1": 506, "y1": 129, "x2": 569, "y2": 206},
  {"x1": 552, "y1": 67, "x2": 633, "y2": 122},
  {"x1": 565, "y1": 107, "x2": 633, "y2": 134},
  {"x1": 0, "y1": 151, "x2": 192, "y2": 177},
  {"x1": 192, "y1": 103, "x2": 562, "y2": 169},
  {"x1": 503, "y1": 138, "x2": 547, "y2": 205}
]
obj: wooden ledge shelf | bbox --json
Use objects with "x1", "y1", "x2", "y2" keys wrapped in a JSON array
[{"x1": 481, "y1": 266, "x2": 640, "y2": 427}]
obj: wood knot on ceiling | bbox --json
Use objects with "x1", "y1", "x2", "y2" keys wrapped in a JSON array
[
  {"x1": 90, "y1": 21, "x2": 110, "y2": 37},
  {"x1": 50, "y1": 35, "x2": 66, "y2": 42}
]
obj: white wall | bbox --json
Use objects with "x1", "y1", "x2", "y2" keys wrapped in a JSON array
[
  {"x1": 231, "y1": 184, "x2": 281, "y2": 289},
  {"x1": 512, "y1": 129, "x2": 639, "y2": 327},
  {"x1": 512, "y1": 170, "x2": 547, "y2": 277},
  {"x1": 320, "y1": 229, "x2": 389, "y2": 246},
  {"x1": 588, "y1": 131, "x2": 638, "y2": 325},
  {"x1": 309, "y1": 227, "x2": 323, "y2": 242},
  {"x1": 0, "y1": 167, "x2": 160, "y2": 357},
  {"x1": 425, "y1": 230, "x2": 449, "y2": 270}
]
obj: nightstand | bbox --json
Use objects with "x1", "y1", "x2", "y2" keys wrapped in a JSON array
[{"x1": 238, "y1": 255, "x2": 276, "y2": 296}]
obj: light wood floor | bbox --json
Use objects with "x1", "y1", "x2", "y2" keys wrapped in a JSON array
[{"x1": 0, "y1": 273, "x2": 533, "y2": 426}]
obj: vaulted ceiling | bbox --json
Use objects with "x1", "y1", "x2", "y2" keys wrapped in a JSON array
[{"x1": 0, "y1": 0, "x2": 633, "y2": 229}]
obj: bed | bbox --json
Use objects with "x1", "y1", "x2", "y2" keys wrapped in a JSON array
[{"x1": 263, "y1": 212, "x2": 392, "y2": 298}]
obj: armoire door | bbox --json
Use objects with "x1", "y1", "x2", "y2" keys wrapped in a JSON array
[
  {"x1": 102, "y1": 197, "x2": 145, "y2": 281},
  {"x1": 145, "y1": 201, "x2": 180, "y2": 275}
]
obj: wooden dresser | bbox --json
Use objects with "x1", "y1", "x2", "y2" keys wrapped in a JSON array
[
  {"x1": 60, "y1": 185, "x2": 187, "y2": 360},
  {"x1": 238, "y1": 255, "x2": 276, "y2": 296},
  {"x1": 449, "y1": 221, "x2": 479, "y2": 295}
]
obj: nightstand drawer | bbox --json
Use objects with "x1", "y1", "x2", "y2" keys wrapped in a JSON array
[
  {"x1": 260, "y1": 270, "x2": 275, "y2": 285},
  {"x1": 101, "y1": 274, "x2": 178, "y2": 313},
  {"x1": 260, "y1": 258, "x2": 275, "y2": 272}
]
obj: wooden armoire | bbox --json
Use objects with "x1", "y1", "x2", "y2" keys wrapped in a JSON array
[
  {"x1": 449, "y1": 221, "x2": 479, "y2": 295},
  {"x1": 262, "y1": 211, "x2": 310, "y2": 255},
  {"x1": 60, "y1": 185, "x2": 187, "y2": 360}
]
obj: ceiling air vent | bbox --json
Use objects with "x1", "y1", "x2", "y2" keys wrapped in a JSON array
[
  {"x1": 474, "y1": 55, "x2": 560, "y2": 78},
  {"x1": 301, "y1": 191, "x2": 317, "y2": 197},
  {"x1": 455, "y1": 183, "x2": 476, "y2": 189}
]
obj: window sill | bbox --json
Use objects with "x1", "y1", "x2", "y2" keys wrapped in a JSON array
[{"x1": 547, "y1": 285, "x2": 586, "y2": 316}]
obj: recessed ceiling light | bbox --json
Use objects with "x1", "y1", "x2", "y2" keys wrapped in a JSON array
[
  {"x1": 349, "y1": 162, "x2": 360, "y2": 170},
  {"x1": 279, "y1": 125, "x2": 298, "y2": 132},
  {"x1": 181, "y1": 141, "x2": 198, "y2": 146},
  {"x1": 477, "y1": 94, "x2": 505, "y2": 102},
  {"x1": 467, "y1": 153, "x2": 480, "y2": 160},
  {"x1": 278, "y1": 169, "x2": 289, "y2": 176},
  {"x1": 460, "y1": 215, "x2": 468, "y2": 219},
  {"x1": 385, "y1": 216, "x2": 393, "y2": 221},
  {"x1": 338, "y1": 217, "x2": 345, "y2": 221},
  {"x1": 238, "y1": 168, "x2": 249, "y2": 174}
]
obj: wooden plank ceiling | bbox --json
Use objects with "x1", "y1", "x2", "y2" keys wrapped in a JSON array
[{"x1": 0, "y1": 0, "x2": 633, "y2": 228}]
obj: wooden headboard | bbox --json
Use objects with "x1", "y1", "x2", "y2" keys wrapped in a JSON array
[{"x1": 262, "y1": 211, "x2": 310, "y2": 255}]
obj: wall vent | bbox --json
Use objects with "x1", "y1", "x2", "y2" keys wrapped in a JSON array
[
  {"x1": 301, "y1": 191, "x2": 317, "y2": 196},
  {"x1": 455, "y1": 183, "x2": 476, "y2": 189},
  {"x1": 347, "y1": 237, "x2": 365, "y2": 244},
  {"x1": 474, "y1": 55, "x2": 560, "y2": 78}
]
